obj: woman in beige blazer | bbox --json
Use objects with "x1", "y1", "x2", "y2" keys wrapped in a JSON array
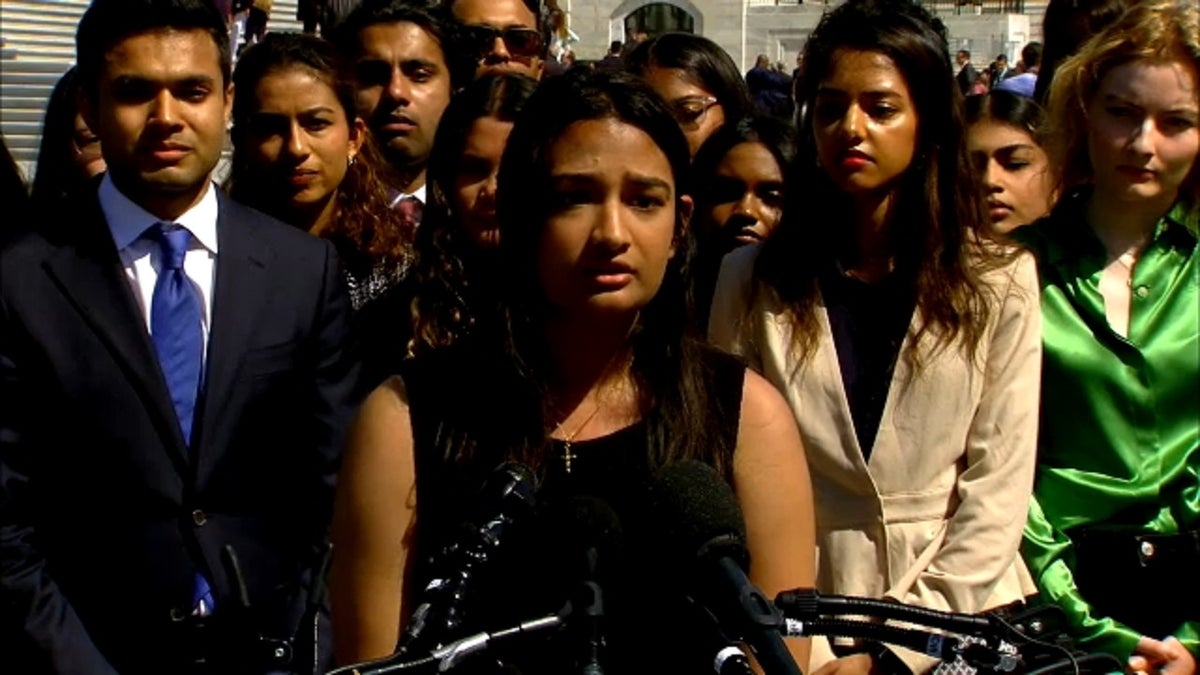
[{"x1": 709, "y1": 1, "x2": 1042, "y2": 673}]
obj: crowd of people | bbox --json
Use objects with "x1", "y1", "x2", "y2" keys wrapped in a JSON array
[{"x1": 0, "y1": 0, "x2": 1196, "y2": 674}]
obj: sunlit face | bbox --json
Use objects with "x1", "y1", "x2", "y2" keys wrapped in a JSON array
[
  {"x1": 85, "y1": 28, "x2": 231, "y2": 213},
  {"x1": 241, "y1": 67, "x2": 363, "y2": 224},
  {"x1": 968, "y1": 120, "x2": 1055, "y2": 233},
  {"x1": 640, "y1": 65, "x2": 725, "y2": 157},
  {"x1": 453, "y1": 115, "x2": 513, "y2": 249},
  {"x1": 72, "y1": 112, "x2": 106, "y2": 179},
  {"x1": 352, "y1": 21, "x2": 452, "y2": 172},
  {"x1": 812, "y1": 49, "x2": 919, "y2": 197},
  {"x1": 700, "y1": 141, "x2": 785, "y2": 247},
  {"x1": 1086, "y1": 58, "x2": 1199, "y2": 208},
  {"x1": 537, "y1": 118, "x2": 691, "y2": 318},
  {"x1": 452, "y1": 0, "x2": 544, "y2": 80}
]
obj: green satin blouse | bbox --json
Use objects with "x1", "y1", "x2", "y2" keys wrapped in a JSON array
[{"x1": 1016, "y1": 195, "x2": 1200, "y2": 660}]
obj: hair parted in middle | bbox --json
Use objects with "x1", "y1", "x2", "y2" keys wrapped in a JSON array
[
  {"x1": 408, "y1": 73, "x2": 539, "y2": 356},
  {"x1": 229, "y1": 32, "x2": 414, "y2": 269},
  {"x1": 490, "y1": 67, "x2": 738, "y2": 479},
  {"x1": 757, "y1": 0, "x2": 999, "y2": 372},
  {"x1": 624, "y1": 32, "x2": 754, "y2": 123}
]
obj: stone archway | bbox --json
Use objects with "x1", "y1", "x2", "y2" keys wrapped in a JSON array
[
  {"x1": 625, "y1": 3, "x2": 695, "y2": 37},
  {"x1": 609, "y1": 0, "x2": 703, "y2": 44}
]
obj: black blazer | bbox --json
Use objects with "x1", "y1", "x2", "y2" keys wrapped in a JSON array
[
  {"x1": 0, "y1": 188, "x2": 361, "y2": 673},
  {"x1": 956, "y1": 62, "x2": 979, "y2": 95}
]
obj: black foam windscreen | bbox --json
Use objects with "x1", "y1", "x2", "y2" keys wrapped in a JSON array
[
  {"x1": 563, "y1": 496, "x2": 624, "y2": 558},
  {"x1": 647, "y1": 460, "x2": 748, "y2": 566},
  {"x1": 478, "y1": 461, "x2": 538, "y2": 516}
]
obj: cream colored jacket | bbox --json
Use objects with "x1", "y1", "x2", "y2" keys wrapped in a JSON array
[{"x1": 709, "y1": 245, "x2": 1041, "y2": 672}]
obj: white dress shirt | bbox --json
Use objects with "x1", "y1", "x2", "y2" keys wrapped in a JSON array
[
  {"x1": 98, "y1": 173, "x2": 220, "y2": 360},
  {"x1": 388, "y1": 183, "x2": 426, "y2": 208}
]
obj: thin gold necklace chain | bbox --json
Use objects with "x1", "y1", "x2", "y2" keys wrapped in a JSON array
[
  {"x1": 553, "y1": 403, "x2": 603, "y2": 475},
  {"x1": 554, "y1": 401, "x2": 603, "y2": 444}
]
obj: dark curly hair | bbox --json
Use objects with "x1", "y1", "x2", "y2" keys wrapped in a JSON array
[
  {"x1": 228, "y1": 32, "x2": 413, "y2": 272},
  {"x1": 408, "y1": 73, "x2": 538, "y2": 356},
  {"x1": 756, "y1": 0, "x2": 999, "y2": 372}
]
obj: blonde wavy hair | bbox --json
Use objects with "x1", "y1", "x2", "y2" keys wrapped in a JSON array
[{"x1": 1046, "y1": 0, "x2": 1200, "y2": 205}]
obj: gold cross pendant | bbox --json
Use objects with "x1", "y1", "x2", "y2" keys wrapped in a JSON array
[{"x1": 561, "y1": 441, "x2": 578, "y2": 474}]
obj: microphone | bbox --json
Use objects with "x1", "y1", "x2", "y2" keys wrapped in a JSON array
[
  {"x1": 550, "y1": 496, "x2": 623, "y2": 675},
  {"x1": 647, "y1": 460, "x2": 802, "y2": 675},
  {"x1": 397, "y1": 461, "x2": 538, "y2": 655}
]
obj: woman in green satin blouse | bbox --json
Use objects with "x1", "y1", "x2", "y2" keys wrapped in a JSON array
[{"x1": 1015, "y1": 1, "x2": 1200, "y2": 671}]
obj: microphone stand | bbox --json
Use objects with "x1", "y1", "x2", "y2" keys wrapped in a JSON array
[
  {"x1": 775, "y1": 589, "x2": 1125, "y2": 675},
  {"x1": 218, "y1": 542, "x2": 335, "y2": 674},
  {"x1": 326, "y1": 608, "x2": 567, "y2": 675}
]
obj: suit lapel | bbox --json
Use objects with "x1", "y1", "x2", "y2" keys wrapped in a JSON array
[
  {"x1": 864, "y1": 309, "x2": 920, "y2": 476},
  {"x1": 41, "y1": 200, "x2": 190, "y2": 472},
  {"x1": 194, "y1": 196, "x2": 272, "y2": 485},
  {"x1": 814, "y1": 298, "x2": 873, "y2": 477}
]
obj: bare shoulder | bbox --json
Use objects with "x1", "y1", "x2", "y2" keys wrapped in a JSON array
[
  {"x1": 344, "y1": 375, "x2": 414, "y2": 468},
  {"x1": 363, "y1": 375, "x2": 411, "y2": 414},
  {"x1": 734, "y1": 369, "x2": 806, "y2": 474},
  {"x1": 738, "y1": 368, "x2": 795, "y2": 432}
]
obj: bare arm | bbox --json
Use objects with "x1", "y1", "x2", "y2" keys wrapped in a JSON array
[
  {"x1": 734, "y1": 370, "x2": 817, "y2": 672},
  {"x1": 329, "y1": 377, "x2": 418, "y2": 665}
]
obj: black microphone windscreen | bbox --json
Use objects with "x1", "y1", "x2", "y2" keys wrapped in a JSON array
[
  {"x1": 477, "y1": 461, "x2": 538, "y2": 516},
  {"x1": 648, "y1": 460, "x2": 747, "y2": 565},
  {"x1": 564, "y1": 496, "x2": 624, "y2": 558}
]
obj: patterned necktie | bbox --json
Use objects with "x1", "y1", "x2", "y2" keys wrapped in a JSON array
[
  {"x1": 396, "y1": 195, "x2": 423, "y2": 230},
  {"x1": 145, "y1": 224, "x2": 214, "y2": 615},
  {"x1": 148, "y1": 224, "x2": 203, "y2": 446}
]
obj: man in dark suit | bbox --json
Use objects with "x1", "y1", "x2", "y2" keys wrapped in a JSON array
[
  {"x1": 0, "y1": 0, "x2": 360, "y2": 672},
  {"x1": 955, "y1": 49, "x2": 978, "y2": 96}
]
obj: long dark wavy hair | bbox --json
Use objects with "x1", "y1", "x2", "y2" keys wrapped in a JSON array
[
  {"x1": 487, "y1": 68, "x2": 736, "y2": 478},
  {"x1": 31, "y1": 68, "x2": 94, "y2": 206},
  {"x1": 757, "y1": 0, "x2": 997, "y2": 371},
  {"x1": 228, "y1": 32, "x2": 412, "y2": 271},
  {"x1": 408, "y1": 73, "x2": 538, "y2": 356}
]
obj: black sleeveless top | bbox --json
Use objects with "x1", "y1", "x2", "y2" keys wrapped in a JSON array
[{"x1": 400, "y1": 343, "x2": 747, "y2": 674}]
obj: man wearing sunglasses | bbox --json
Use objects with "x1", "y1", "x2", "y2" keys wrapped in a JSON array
[{"x1": 447, "y1": 0, "x2": 545, "y2": 81}]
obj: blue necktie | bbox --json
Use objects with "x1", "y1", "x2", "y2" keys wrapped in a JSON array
[
  {"x1": 146, "y1": 224, "x2": 214, "y2": 615},
  {"x1": 149, "y1": 224, "x2": 202, "y2": 445}
]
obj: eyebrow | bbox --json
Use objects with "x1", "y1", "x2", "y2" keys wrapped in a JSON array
[
  {"x1": 401, "y1": 59, "x2": 442, "y2": 70},
  {"x1": 551, "y1": 172, "x2": 674, "y2": 192},
  {"x1": 470, "y1": 21, "x2": 535, "y2": 29},
  {"x1": 627, "y1": 174, "x2": 673, "y2": 192},
  {"x1": 815, "y1": 87, "x2": 903, "y2": 99},
  {"x1": 996, "y1": 143, "x2": 1038, "y2": 152},
  {"x1": 112, "y1": 74, "x2": 216, "y2": 88},
  {"x1": 253, "y1": 105, "x2": 338, "y2": 117},
  {"x1": 1103, "y1": 93, "x2": 1199, "y2": 113}
]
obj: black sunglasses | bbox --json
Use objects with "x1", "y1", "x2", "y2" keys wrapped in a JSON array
[{"x1": 462, "y1": 24, "x2": 543, "y2": 59}]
